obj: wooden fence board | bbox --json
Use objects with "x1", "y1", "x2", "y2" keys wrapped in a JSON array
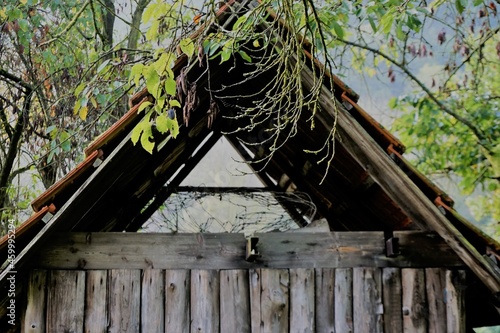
[
  {"x1": 382, "y1": 268, "x2": 403, "y2": 333},
  {"x1": 353, "y1": 267, "x2": 383, "y2": 333},
  {"x1": 250, "y1": 269, "x2": 262, "y2": 333},
  {"x1": 84, "y1": 270, "x2": 108, "y2": 333},
  {"x1": 191, "y1": 270, "x2": 219, "y2": 333},
  {"x1": 46, "y1": 270, "x2": 85, "y2": 333},
  {"x1": 23, "y1": 270, "x2": 47, "y2": 333},
  {"x1": 260, "y1": 269, "x2": 289, "y2": 333},
  {"x1": 220, "y1": 270, "x2": 250, "y2": 333},
  {"x1": 402, "y1": 269, "x2": 428, "y2": 333},
  {"x1": 108, "y1": 269, "x2": 140, "y2": 333},
  {"x1": 34, "y1": 231, "x2": 464, "y2": 269},
  {"x1": 165, "y1": 270, "x2": 190, "y2": 333},
  {"x1": 334, "y1": 268, "x2": 353, "y2": 333},
  {"x1": 425, "y1": 268, "x2": 447, "y2": 333},
  {"x1": 446, "y1": 270, "x2": 466, "y2": 333},
  {"x1": 315, "y1": 268, "x2": 335, "y2": 333},
  {"x1": 290, "y1": 268, "x2": 315, "y2": 333},
  {"x1": 141, "y1": 269, "x2": 164, "y2": 333}
]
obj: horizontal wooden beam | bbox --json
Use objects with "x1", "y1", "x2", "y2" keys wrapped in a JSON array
[{"x1": 30, "y1": 231, "x2": 464, "y2": 270}]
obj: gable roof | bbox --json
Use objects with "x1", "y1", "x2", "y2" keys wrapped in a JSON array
[{"x1": 1, "y1": 0, "x2": 500, "y2": 326}]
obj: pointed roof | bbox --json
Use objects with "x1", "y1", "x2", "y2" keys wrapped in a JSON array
[{"x1": 1, "y1": 0, "x2": 500, "y2": 326}]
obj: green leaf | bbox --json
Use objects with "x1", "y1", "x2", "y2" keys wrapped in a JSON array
[
  {"x1": 179, "y1": 38, "x2": 195, "y2": 58},
  {"x1": 165, "y1": 77, "x2": 176, "y2": 96},
  {"x1": 388, "y1": 97, "x2": 398, "y2": 109},
  {"x1": 232, "y1": 14, "x2": 248, "y2": 31},
  {"x1": 131, "y1": 122, "x2": 144, "y2": 145},
  {"x1": 167, "y1": 117, "x2": 179, "y2": 138},
  {"x1": 59, "y1": 131, "x2": 71, "y2": 152},
  {"x1": 156, "y1": 114, "x2": 169, "y2": 133},
  {"x1": 130, "y1": 63, "x2": 144, "y2": 86},
  {"x1": 455, "y1": 0, "x2": 464, "y2": 14},
  {"x1": 143, "y1": 66, "x2": 161, "y2": 98},
  {"x1": 74, "y1": 82, "x2": 85, "y2": 97},
  {"x1": 96, "y1": 59, "x2": 110, "y2": 74},
  {"x1": 238, "y1": 50, "x2": 252, "y2": 62},
  {"x1": 140, "y1": 124, "x2": 155, "y2": 154},
  {"x1": 138, "y1": 101, "x2": 152, "y2": 113},
  {"x1": 79, "y1": 106, "x2": 88, "y2": 121},
  {"x1": 73, "y1": 99, "x2": 81, "y2": 115},
  {"x1": 169, "y1": 99, "x2": 181, "y2": 108},
  {"x1": 331, "y1": 21, "x2": 344, "y2": 39},
  {"x1": 220, "y1": 47, "x2": 231, "y2": 63}
]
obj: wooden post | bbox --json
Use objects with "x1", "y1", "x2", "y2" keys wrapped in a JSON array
[
  {"x1": 425, "y1": 268, "x2": 447, "y2": 333},
  {"x1": 107, "y1": 269, "x2": 140, "y2": 333},
  {"x1": 141, "y1": 269, "x2": 164, "y2": 333},
  {"x1": 290, "y1": 268, "x2": 315, "y2": 332},
  {"x1": 260, "y1": 269, "x2": 289, "y2": 333},
  {"x1": 315, "y1": 268, "x2": 335, "y2": 333},
  {"x1": 191, "y1": 270, "x2": 220, "y2": 333},
  {"x1": 85, "y1": 270, "x2": 108, "y2": 333},
  {"x1": 353, "y1": 267, "x2": 383, "y2": 333},
  {"x1": 446, "y1": 270, "x2": 466, "y2": 333},
  {"x1": 382, "y1": 268, "x2": 403, "y2": 333},
  {"x1": 402, "y1": 269, "x2": 428, "y2": 333},
  {"x1": 335, "y1": 268, "x2": 353, "y2": 333},
  {"x1": 250, "y1": 269, "x2": 262, "y2": 333}
]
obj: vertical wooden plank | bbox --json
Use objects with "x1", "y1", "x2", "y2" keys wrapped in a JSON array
[
  {"x1": 353, "y1": 267, "x2": 383, "y2": 333},
  {"x1": 425, "y1": 268, "x2": 447, "y2": 333},
  {"x1": 85, "y1": 270, "x2": 108, "y2": 333},
  {"x1": 165, "y1": 270, "x2": 190, "y2": 333},
  {"x1": 141, "y1": 269, "x2": 164, "y2": 333},
  {"x1": 23, "y1": 270, "x2": 47, "y2": 333},
  {"x1": 260, "y1": 269, "x2": 289, "y2": 333},
  {"x1": 382, "y1": 268, "x2": 403, "y2": 333},
  {"x1": 249, "y1": 269, "x2": 262, "y2": 333},
  {"x1": 334, "y1": 268, "x2": 353, "y2": 333},
  {"x1": 446, "y1": 270, "x2": 466, "y2": 333},
  {"x1": 315, "y1": 268, "x2": 335, "y2": 333},
  {"x1": 220, "y1": 270, "x2": 250, "y2": 333},
  {"x1": 290, "y1": 268, "x2": 315, "y2": 333},
  {"x1": 191, "y1": 270, "x2": 220, "y2": 333},
  {"x1": 402, "y1": 269, "x2": 428, "y2": 333},
  {"x1": 46, "y1": 270, "x2": 85, "y2": 333},
  {"x1": 108, "y1": 269, "x2": 140, "y2": 333}
]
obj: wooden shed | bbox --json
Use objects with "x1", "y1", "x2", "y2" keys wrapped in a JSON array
[{"x1": 2, "y1": 1, "x2": 500, "y2": 332}]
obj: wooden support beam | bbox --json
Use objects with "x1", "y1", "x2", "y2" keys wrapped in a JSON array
[
  {"x1": 30, "y1": 231, "x2": 463, "y2": 270},
  {"x1": 299, "y1": 62, "x2": 500, "y2": 295}
]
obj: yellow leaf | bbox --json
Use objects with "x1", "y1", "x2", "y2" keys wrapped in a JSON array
[
  {"x1": 20, "y1": 0, "x2": 27, "y2": 4},
  {"x1": 79, "y1": 106, "x2": 88, "y2": 121}
]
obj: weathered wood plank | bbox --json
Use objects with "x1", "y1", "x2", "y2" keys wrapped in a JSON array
[
  {"x1": 108, "y1": 269, "x2": 140, "y2": 333},
  {"x1": 315, "y1": 268, "x2": 335, "y2": 333},
  {"x1": 23, "y1": 270, "x2": 47, "y2": 333},
  {"x1": 446, "y1": 270, "x2": 466, "y2": 333},
  {"x1": 165, "y1": 270, "x2": 190, "y2": 333},
  {"x1": 300, "y1": 54, "x2": 500, "y2": 294},
  {"x1": 34, "y1": 231, "x2": 464, "y2": 269},
  {"x1": 141, "y1": 269, "x2": 164, "y2": 333},
  {"x1": 425, "y1": 268, "x2": 447, "y2": 333},
  {"x1": 382, "y1": 268, "x2": 403, "y2": 333},
  {"x1": 191, "y1": 270, "x2": 219, "y2": 333},
  {"x1": 220, "y1": 270, "x2": 250, "y2": 333},
  {"x1": 260, "y1": 269, "x2": 289, "y2": 333},
  {"x1": 334, "y1": 268, "x2": 353, "y2": 333},
  {"x1": 249, "y1": 269, "x2": 262, "y2": 333},
  {"x1": 353, "y1": 267, "x2": 383, "y2": 333},
  {"x1": 84, "y1": 270, "x2": 108, "y2": 333},
  {"x1": 46, "y1": 270, "x2": 85, "y2": 333},
  {"x1": 290, "y1": 268, "x2": 315, "y2": 332},
  {"x1": 402, "y1": 269, "x2": 428, "y2": 333}
]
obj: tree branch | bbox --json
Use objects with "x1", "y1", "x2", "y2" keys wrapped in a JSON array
[{"x1": 338, "y1": 37, "x2": 489, "y2": 146}]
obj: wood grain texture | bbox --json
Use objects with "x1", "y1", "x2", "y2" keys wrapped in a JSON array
[
  {"x1": 382, "y1": 268, "x2": 403, "y2": 333},
  {"x1": 165, "y1": 270, "x2": 190, "y2": 333},
  {"x1": 46, "y1": 270, "x2": 85, "y2": 333},
  {"x1": 425, "y1": 268, "x2": 447, "y2": 333},
  {"x1": 141, "y1": 269, "x2": 164, "y2": 333},
  {"x1": 108, "y1": 269, "x2": 140, "y2": 333},
  {"x1": 353, "y1": 267, "x2": 383, "y2": 333},
  {"x1": 34, "y1": 231, "x2": 464, "y2": 269},
  {"x1": 402, "y1": 269, "x2": 428, "y2": 333},
  {"x1": 334, "y1": 268, "x2": 353, "y2": 333},
  {"x1": 250, "y1": 269, "x2": 262, "y2": 333},
  {"x1": 446, "y1": 270, "x2": 466, "y2": 333},
  {"x1": 290, "y1": 268, "x2": 315, "y2": 333},
  {"x1": 84, "y1": 270, "x2": 108, "y2": 333},
  {"x1": 260, "y1": 269, "x2": 289, "y2": 333},
  {"x1": 220, "y1": 270, "x2": 250, "y2": 333},
  {"x1": 191, "y1": 270, "x2": 220, "y2": 333},
  {"x1": 315, "y1": 268, "x2": 335, "y2": 333},
  {"x1": 23, "y1": 270, "x2": 47, "y2": 333}
]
